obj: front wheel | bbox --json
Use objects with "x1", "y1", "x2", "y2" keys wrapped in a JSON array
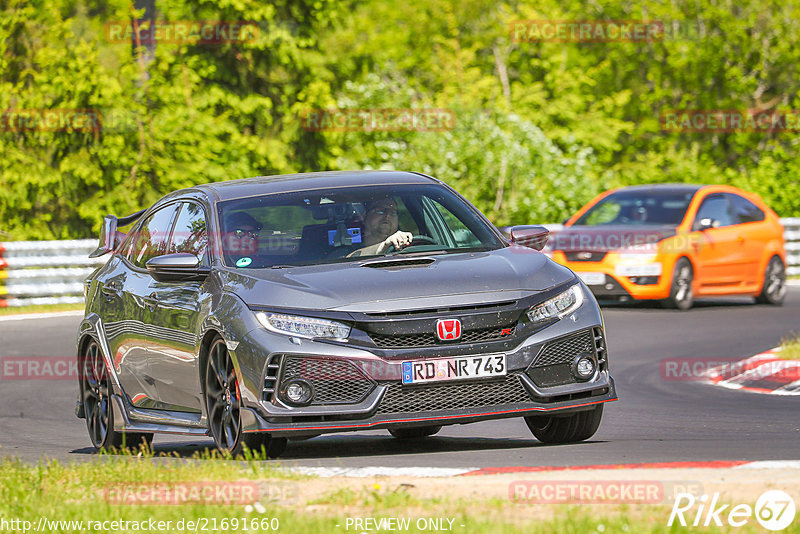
[
  {"x1": 756, "y1": 256, "x2": 786, "y2": 305},
  {"x1": 663, "y1": 258, "x2": 694, "y2": 310},
  {"x1": 204, "y1": 337, "x2": 286, "y2": 457},
  {"x1": 524, "y1": 404, "x2": 603, "y2": 444},
  {"x1": 81, "y1": 340, "x2": 153, "y2": 451}
]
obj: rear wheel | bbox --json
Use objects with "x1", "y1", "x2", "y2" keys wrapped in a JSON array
[
  {"x1": 524, "y1": 404, "x2": 603, "y2": 444},
  {"x1": 388, "y1": 425, "x2": 442, "y2": 439},
  {"x1": 81, "y1": 340, "x2": 153, "y2": 451},
  {"x1": 756, "y1": 256, "x2": 786, "y2": 305},
  {"x1": 204, "y1": 337, "x2": 287, "y2": 457},
  {"x1": 663, "y1": 258, "x2": 693, "y2": 310}
]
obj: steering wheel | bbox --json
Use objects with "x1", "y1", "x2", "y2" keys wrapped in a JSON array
[{"x1": 385, "y1": 234, "x2": 438, "y2": 253}]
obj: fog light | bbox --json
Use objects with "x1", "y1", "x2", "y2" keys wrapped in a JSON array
[
  {"x1": 572, "y1": 354, "x2": 596, "y2": 381},
  {"x1": 282, "y1": 379, "x2": 314, "y2": 406}
]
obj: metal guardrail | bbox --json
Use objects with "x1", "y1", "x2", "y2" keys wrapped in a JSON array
[
  {"x1": 0, "y1": 239, "x2": 103, "y2": 307},
  {"x1": 784, "y1": 218, "x2": 800, "y2": 277},
  {"x1": 0, "y1": 219, "x2": 798, "y2": 307}
]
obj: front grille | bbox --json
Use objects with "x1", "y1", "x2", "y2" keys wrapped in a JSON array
[
  {"x1": 377, "y1": 374, "x2": 531, "y2": 414},
  {"x1": 280, "y1": 357, "x2": 375, "y2": 405},
  {"x1": 526, "y1": 330, "x2": 595, "y2": 387},
  {"x1": 565, "y1": 251, "x2": 608, "y2": 262},
  {"x1": 370, "y1": 325, "x2": 516, "y2": 349},
  {"x1": 532, "y1": 330, "x2": 594, "y2": 367}
]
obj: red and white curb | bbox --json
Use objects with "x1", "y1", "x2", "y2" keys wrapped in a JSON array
[
  {"x1": 287, "y1": 460, "x2": 800, "y2": 478},
  {"x1": 702, "y1": 347, "x2": 800, "y2": 395}
]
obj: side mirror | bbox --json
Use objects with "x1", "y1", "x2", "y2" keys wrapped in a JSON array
[
  {"x1": 697, "y1": 217, "x2": 716, "y2": 231},
  {"x1": 146, "y1": 253, "x2": 210, "y2": 282},
  {"x1": 507, "y1": 225, "x2": 550, "y2": 251}
]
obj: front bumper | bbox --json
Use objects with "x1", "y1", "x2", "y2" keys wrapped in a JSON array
[
  {"x1": 242, "y1": 377, "x2": 616, "y2": 437},
  {"x1": 235, "y1": 283, "x2": 618, "y2": 436},
  {"x1": 553, "y1": 252, "x2": 673, "y2": 300}
]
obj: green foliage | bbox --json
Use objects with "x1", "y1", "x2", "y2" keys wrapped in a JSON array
[{"x1": 1, "y1": 0, "x2": 798, "y2": 239}]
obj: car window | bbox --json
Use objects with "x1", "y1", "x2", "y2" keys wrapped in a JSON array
[
  {"x1": 429, "y1": 198, "x2": 482, "y2": 247},
  {"x1": 216, "y1": 184, "x2": 503, "y2": 268},
  {"x1": 726, "y1": 193, "x2": 765, "y2": 224},
  {"x1": 127, "y1": 204, "x2": 180, "y2": 268},
  {"x1": 169, "y1": 202, "x2": 208, "y2": 263},
  {"x1": 573, "y1": 190, "x2": 695, "y2": 226},
  {"x1": 693, "y1": 194, "x2": 734, "y2": 228}
]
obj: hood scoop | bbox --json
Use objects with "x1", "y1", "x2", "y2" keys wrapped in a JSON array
[{"x1": 361, "y1": 257, "x2": 436, "y2": 269}]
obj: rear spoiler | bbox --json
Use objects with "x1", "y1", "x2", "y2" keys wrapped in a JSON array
[{"x1": 89, "y1": 209, "x2": 146, "y2": 258}]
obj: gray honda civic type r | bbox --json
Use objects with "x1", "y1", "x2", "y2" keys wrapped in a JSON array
[{"x1": 76, "y1": 171, "x2": 617, "y2": 457}]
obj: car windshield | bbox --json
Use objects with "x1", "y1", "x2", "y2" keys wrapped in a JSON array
[
  {"x1": 216, "y1": 184, "x2": 505, "y2": 268},
  {"x1": 572, "y1": 190, "x2": 696, "y2": 226}
]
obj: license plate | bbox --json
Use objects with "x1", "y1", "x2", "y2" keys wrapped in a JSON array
[
  {"x1": 576, "y1": 272, "x2": 606, "y2": 285},
  {"x1": 615, "y1": 263, "x2": 663, "y2": 276},
  {"x1": 402, "y1": 354, "x2": 506, "y2": 385}
]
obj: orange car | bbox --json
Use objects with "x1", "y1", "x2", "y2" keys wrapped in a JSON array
[{"x1": 549, "y1": 184, "x2": 787, "y2": 309}]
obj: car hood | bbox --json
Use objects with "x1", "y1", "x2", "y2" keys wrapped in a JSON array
[
  {"x1": 549, "y1": 225, "x2": 677, "y2": 252},
  {"x1": 219, "y1": 246, "x2": 576, "y2": 313}
]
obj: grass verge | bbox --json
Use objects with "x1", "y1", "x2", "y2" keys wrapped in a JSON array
[
  {"x1": 1, "y1": 448, "x2": 797, "y2": 533},
  {"x1": 779, "y1": 335, "x2": 800, "y2": 361}
]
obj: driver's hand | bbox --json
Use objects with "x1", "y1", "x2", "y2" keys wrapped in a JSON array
[{"x1": 377, "y1": 231, "x2": 413, "y2": 254}]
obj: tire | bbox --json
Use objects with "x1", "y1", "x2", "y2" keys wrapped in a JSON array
[
  {"x1": 81, "y1": 339, "x2": 153, "y2": 451},
  {"x1": 756, "y1": 256, "x2": 787, "y2": 305},
  {"x1": 663, "y1": 258, "x2": 694, "y2": 310},
  {"x1": 388, "y1": 425, "x2": 442, "y2": 439},
  {"x1": 204, "y1": 337, "x2": 286, "y2": 458},
  {"x1": 524, "y1": 404, "x2": 603, "y2": 444}
]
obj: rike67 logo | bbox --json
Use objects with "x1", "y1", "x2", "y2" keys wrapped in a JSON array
[{"x1": 669, "y1": 490, "x2": 795, "y2": 531}]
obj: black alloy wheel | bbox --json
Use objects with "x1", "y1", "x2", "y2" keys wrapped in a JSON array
[{"x1": 204, "y1": 337, "x2": 287, "y2": 457}]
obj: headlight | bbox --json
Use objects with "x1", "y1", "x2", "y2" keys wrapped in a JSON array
[
  {"x1": 527, "y1": 284, "x2": 584, "y2": 324},
  {"x1": 256, "y1": 312, "x2": 351, "y2": 340}
]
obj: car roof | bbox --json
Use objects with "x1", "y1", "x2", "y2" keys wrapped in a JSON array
[
  {"x1": 611, "y1": 183, "x2": 704, "y2": 194},
  {"x1": 188, "y1": 170, "x2": 440, "y2": 202}
]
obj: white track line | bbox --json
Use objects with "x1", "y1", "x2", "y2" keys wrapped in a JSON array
[
  {"x1": 0, "y1": 310, "x2": 84, "y2": 322},
  {"x1": 288, "y1": 466, "x2": 477, "y2": 478},
  {"x1": 734, "y1": 461, "x2": 800, "y2": 470}
]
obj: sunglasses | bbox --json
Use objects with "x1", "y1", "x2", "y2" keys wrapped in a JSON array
[
  {"x1": 232, "y1": 228, "x2": 259, "y2": 239},
  {"x1": 369, "y1": 208, "x2": 397, "y2": 217}
]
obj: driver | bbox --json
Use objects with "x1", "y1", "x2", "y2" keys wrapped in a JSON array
[
  {"x1": 348, "y1": 197, "x2": 413, "y2": 257},
  {"x1": 223, "y1": 211, "x2": 262, "y2": 265}
]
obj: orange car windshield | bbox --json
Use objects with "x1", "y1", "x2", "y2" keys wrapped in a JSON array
[{"x1": 574, "y1": 191, "x2": 695, "y2": 226}]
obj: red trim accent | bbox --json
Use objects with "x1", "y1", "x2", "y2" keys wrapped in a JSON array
[
  {"x1": 461, "y1": 460, "x2": 750, "y2": 476},
  {"x1": 243, "y1": 397, "x2": 617, "y2": 433}
]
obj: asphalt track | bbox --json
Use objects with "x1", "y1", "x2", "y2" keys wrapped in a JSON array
[{"x1": 0, "y1": 290, "x2": 798, "y2": 468}]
